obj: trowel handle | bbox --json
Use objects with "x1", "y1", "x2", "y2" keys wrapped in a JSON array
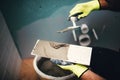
[
  {"x1": 68, "y1": 16, "x2": 78, "y2": 22},
  {"x1": 70, "y1": 16, "x2": 78, "y2": 22},
  {"x1": 68, "y1": 12, "x2": 82, "y2": 21},
  {"x1": 70, "y1": 16, "x2": 78, "y2": 41}
]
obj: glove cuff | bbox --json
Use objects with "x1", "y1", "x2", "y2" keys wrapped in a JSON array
[
  {"x1": 71, "y1": 64, "x2": 88, "y2": 78},
  {"x1": 91, "y1": 0, "x2": 100, "y2": 10}
]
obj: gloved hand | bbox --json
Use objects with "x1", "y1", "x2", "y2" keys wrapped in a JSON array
[
  {"x1": 58, "y1": 64, "x2": 88, "y2": 78},
  {"x1": 69, "y1": 0, "x2": 100, "y2": 19}
]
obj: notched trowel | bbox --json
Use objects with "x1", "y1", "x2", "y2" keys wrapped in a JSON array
[{"x1": 31, "y1": 40, "x2": 92, "y2": 66}]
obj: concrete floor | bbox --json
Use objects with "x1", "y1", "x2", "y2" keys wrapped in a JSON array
[{"x1": 18, "y1": 58, "x2": 47, "y2": 80}]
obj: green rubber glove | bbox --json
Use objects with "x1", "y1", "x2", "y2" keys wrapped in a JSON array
[
  {"x1": 58, "y1": 64, "x2": 88, "y2": 78},
  {"x1": 69, "y1": 0, "x2": 100, "y2": 19}
]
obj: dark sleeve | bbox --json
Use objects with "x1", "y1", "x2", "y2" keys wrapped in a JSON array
[
  {"x1": 106, "y1": 0, "x2": 120, "y2": 11},
  {"x1": 90, "y1": 47, "x2": 120, "y2": 80}
]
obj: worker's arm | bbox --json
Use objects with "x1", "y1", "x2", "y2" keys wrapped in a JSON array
[
  {"x1": 69, "y1": 0, "x2": 120, "y2": 19},
  {"x1": 98, "y1": 0, "x2": 108, "y2": 9},
  {"x1": 102, "y1": 0, "x2": 120, "y2": 11},
  {"x1": 80, "y1": 70, "x2": 105, "y2": 80}
]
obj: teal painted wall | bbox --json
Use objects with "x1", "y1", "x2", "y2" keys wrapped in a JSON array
[
  {"x1": 0, "y1": 0, "x2": 80, "y2": 33},
  {"x1": 1, "y1": 0, "x2": 120, "y2": 58}
]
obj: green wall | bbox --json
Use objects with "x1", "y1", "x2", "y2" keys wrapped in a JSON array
[{"x1": 0, "y1": 0, "x2": 80, "y2": 34}]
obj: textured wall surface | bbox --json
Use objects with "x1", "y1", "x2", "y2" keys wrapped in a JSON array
[
  {"x1": 0, "y1": 0, "x2": 120, "y2": 58},
  {"x1": 0, "y1": 11, "x2": 21, "y2": 80}
]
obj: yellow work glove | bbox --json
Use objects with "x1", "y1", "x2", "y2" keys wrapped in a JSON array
[
  {"x1": 69, "y1": 0, "x2": 100, "y2": 19},
  {"x1": 58, "y1": 64, "x2": 88, "y2": 78}
]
